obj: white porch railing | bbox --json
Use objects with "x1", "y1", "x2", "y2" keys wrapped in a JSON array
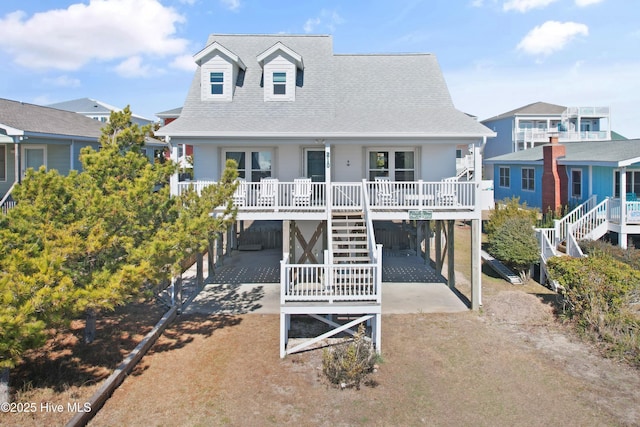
[
  {"x1": 176, "y1": 180, "x2": 478, "y2": 212},
  {"x1": 552, "y1": 195, "x2": 597, "y2": 246},
  {"x1": 280, "y1": 246, "x2": 382, "y2": 305},
  {"x1": 515, "y1": 129, "x2": 610, "y2": 143}
]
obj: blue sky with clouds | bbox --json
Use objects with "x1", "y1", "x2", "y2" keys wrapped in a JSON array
[{"x1": 0, "y1": 0, "x2": 637, "y2": 137}]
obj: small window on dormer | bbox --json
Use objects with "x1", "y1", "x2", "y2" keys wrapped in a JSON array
[
  {"x1": 210, "y1": 72, "x2": 224, "y2": 95},
  {"x1": 273, "y1": 72, "x2": 286, "y2": 95}
]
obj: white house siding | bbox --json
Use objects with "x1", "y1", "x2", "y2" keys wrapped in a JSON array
[
  {"x1": 200, "y1": 54, "x2": 234, "y2": 102},
  {"x1": 263, "y1": 54, "x2": 297, "y2": 102},
  {"x1": 193, "y1": 144, "x2": 220, "y2": 180},
  {"x1": 420, "y1": 143, "x2": 457, "y2": 181}
]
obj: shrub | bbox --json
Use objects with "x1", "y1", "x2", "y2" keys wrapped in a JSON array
[
  {"x1": 485, "y1": 197, "x2": 538, "y2": 241},
  {"x1": 547, "y1": 254, "x2": 640, "y2": 366},
  {"x1": 488, "y1": 216, "x2": 540, "y2": 281},
  {"x1": 322, "y1": 324, "x2": 376, "y2": 390}
]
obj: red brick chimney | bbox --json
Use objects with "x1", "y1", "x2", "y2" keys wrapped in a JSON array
[{"x1": 541, "y1": 133, "x2": 568, "y2": 213}]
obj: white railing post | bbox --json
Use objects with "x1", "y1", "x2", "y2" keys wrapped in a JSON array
[
  {"x1": 376, "y1": 244, "x2": 383, "y2": 304},
  {"x1": 280, "y1": 255, "x2": 288, "y2": 305}
]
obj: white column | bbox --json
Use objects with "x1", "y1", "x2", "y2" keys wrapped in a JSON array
[
  {"x1": 168, "y1": 137, "x2": 179, "y2": 196},
  {"x1": 620, "y1": 167, "x2": 628, "y2": 249}
]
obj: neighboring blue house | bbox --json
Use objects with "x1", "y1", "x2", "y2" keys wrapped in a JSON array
[
  {"x1": 486, "y1": 137, "x2": 640, "y2": 210},
  {"x1": 487, "y1": 137, "x2": 640, "y2": 249},
  {"x1": 481, "y1": 101, "x2": 612, "y2": 179},
  {"x1": 0, "y1": 98, "x2": 104, "y2": 206}
]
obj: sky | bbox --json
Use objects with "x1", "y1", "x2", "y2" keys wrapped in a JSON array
[{"x1": 0, "y1": 0, "x2": 638, "y2": 138}]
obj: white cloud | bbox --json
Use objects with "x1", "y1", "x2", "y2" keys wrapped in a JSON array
[
  {"x1": 575, "y1": 0, "x2": 604, "y2": 6},
  {"x1": 0, "y1": 0, "x2": 188, "y2": 71},
  {"x1": 220, "y1": 0, "x2": 240, "y2": 11},
  {"x1": 43, "y1": 75, "x2": 81, "y2": 88},
  {"x1": 170, "y1": 54, "x2": 198, "y2": 72},
  {"x1": 517, "y1": 21, "x2": 589, "y2": 56},
  {"x1": 114, "y1": 56, "x2": 153, "y2": 78},
  {"x1": 503, "y1": 0, "x2": 560, "y2": 12},
  {"x1": 303, "y1": 9, "x2": 344, "y2": 34},
  {"x1": 304, "y1": 18, "x2": 321, "y2": 33}
]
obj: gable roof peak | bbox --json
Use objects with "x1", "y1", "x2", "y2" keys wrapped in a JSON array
[
  {"x1": 256, "y1": 41, "x2": 304, "y2": 69},
  {"x1": 193, "y1": 41, "x2": 246, "y2": 70}
]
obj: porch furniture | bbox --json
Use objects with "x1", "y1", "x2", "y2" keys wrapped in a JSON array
[
  {"x1": 292, "y1": 177, "x2": 312, "y2": 206},
  {"x1": 258, "y1": 178, "x2": 279, "y2": 206},
  {"x1": 437, "y1": 177, "x2": 458, "y2": 206},
  {"x1": 627, "y1": 192, "x2": 638, "y2": 201},
  {"x1": 374, "y1": 177, "x2": 399, "y2": 206},
  {"x1": 232, "y1": 178, "x2": 247, "y2": 206}
]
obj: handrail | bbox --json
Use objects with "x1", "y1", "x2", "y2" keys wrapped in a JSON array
[
  {"x1": 571, "y1": 198, "x2": 608, "y2": 241},
  {"x1": 361, "y1": 179, "x2": 378, "y2": 262},
  {"x1": 554, "y1": 194, "x2": 597, "y2": 246}
]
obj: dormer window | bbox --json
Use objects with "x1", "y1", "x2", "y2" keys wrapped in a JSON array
[
  {"x1": 273, "y1": 72, "x2": 286, "y2": 95},
  {"x1": 257, "y1": 42, "x2": 303, "y2": 102},
  {"x1": 210, "y1": 72, "x2": 224, "y2": 95},
  {"x1": 194, "y1": 41, "x2": 246, "y2": 102}
]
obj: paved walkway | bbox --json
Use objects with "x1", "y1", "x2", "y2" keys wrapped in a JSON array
[{"x1": 182, "y1": 248, "x2": 468, "y2": 315}]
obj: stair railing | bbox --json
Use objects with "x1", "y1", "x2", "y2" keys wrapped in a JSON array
[{"x1": 553, "y1": 194, "x2": 597, "y2": 246}]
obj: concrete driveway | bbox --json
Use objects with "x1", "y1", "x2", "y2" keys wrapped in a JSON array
[{"x1": 183, "y1": 248, "x2": 468, "y2": 315}]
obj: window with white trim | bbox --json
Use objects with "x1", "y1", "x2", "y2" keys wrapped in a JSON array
[
  {"x1": 571, "y1": 169, "x2": 582, "y2": 198},
  {"x1": 210, "y1": 72, "x2": 224, "y2": 95},
  {"x1": 499, "y1": 166, "x2": 510, "y2": 188},
  {"x1": 614, "y1": 170, "x2": 640, "y2": 198},
  {"x1": 367, "y1": 150, "x2": 415, "y2": 181},
  {"x1": 521, "y1": 168, "x2": 534, "y2": 191},
  {"x1": 273, "y1": 72, "x2": 286, "y2": 95},
  {"x1": 225, "y1": 150, "x2": 273, "y2": 182}
]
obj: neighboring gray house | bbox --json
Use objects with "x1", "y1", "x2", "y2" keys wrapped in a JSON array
[
  {"x1": 482, "y1": 101, "x2": 611, "y2": 179},
  {"x1": 0, "y1": 98, "x2": 104, "y2": 204},
  {"x1": 157, "y1": 34, "x2": 495, "y2": 357},
  {"x1": 47, "y1": 97, "x2": 154, "y2": 127}
]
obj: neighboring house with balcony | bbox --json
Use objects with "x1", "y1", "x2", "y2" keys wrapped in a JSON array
[
  {"x1": 485, "y1": 136, "x2": 640, "y2": 262},
  {"x1": 481, "y1": 101, "x2": 612, "y2": 179},
  {"x1": 0, "y1": 98, "x2": 103, "y2": 210},
  {"x1": 47, "y1": 97, "x2": 155, "y2": 127},
  {"x1": 156, "y1": 34, "x2": 495, "y2": 357}
]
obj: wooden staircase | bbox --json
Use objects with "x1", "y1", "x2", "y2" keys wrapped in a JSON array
[{"x1": 331, "y1": 211, "x2": 370, "y2": 264}]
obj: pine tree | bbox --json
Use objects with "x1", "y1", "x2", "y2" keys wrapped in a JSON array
[{"x1": 0, "y1": 107, "x2": 239, "y2": 400}]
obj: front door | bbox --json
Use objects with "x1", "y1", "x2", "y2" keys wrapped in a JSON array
[
  {"x1": 305, "y1": 149, "x2": 325, "y2": 182},
  {"x1": 21, "y1": 145, "x2": 46, "y2": 176}
]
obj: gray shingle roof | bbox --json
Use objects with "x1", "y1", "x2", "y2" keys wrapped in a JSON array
[
  {"x1": 0, "y1": 98, "x2": 104, "y2": 139},
  {"x1": 482, "y1": 101, "x2": 567, "y2": 123},
  {"x1": 47, "y1": 97, "x2": 152, "y2": 122},
  {"x1": 485, "y1": 139, "x2": 640, "y2": 167},
  {"x1": 158, "y1": 34, "x2": 494, "y2": 138}
]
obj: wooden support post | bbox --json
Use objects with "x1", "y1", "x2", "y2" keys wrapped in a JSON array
[
  {"x1": 435, "y1": 220, "x2": 442, "y2": 274},
  {"x1": 216, "y1": 233, "x2": 223, "y2": 267},
  {"x1": 208, "y1": 238, "x2": 214, "y2": 273},
  {"x1": 416, "y1": 220, "x2": 423, "y2": 258},
  {"x1": 425, "y1": 219, "x2": 431, "y2": 265},
  {"x1": 280, "y1": 312, "x2": 287, "y2": 358},
  {"x1": 196, "y1": 252, "x2": 204, "y2": 288},
  {"x1": 447, "y1": 220, "x2": 455, "y2": 290},
  {"x1": 471, "y1": 218, "x2": 482, "y2": 309},
  {"x1": 289, "y1": 220, "x2": 296, "y2": 263}
]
